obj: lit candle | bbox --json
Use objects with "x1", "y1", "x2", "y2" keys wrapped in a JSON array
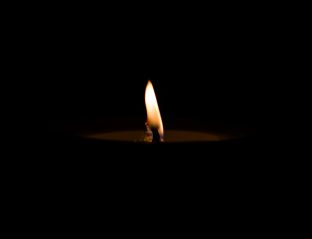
[
  {"x1": 82, "y1": 80, "x2": 244, "y2": 143},
  {"x1": 144, "y1": 80, "x2": 164, "y2": 142}
]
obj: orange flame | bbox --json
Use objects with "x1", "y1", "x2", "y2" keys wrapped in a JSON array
[{"x1": 145, "y1": 80, "x2": 164, "y2": 139}]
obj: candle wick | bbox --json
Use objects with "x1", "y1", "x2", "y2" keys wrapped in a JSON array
[
  {"x1": 144, "y1": 122, "x2": 162, "y2": 143},
  {"x1": 151, "y1": 127, "x2": 160, "y2": 143}
]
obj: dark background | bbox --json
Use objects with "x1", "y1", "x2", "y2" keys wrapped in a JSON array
[
  {"x1": 16, "y1": 4, "x2": 299, "y2": 231},
  {"x1": 43, "y1": 9, "x2": 282, "y2": 135}
]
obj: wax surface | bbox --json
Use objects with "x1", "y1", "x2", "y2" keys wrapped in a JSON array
[{"x1": 84, "y1": 130, "x2": 231, "y2": 142}]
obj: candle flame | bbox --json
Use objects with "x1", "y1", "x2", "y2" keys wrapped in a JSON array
[{"x1": 145, "y1": 80, "x2": 164, "y2": 139}]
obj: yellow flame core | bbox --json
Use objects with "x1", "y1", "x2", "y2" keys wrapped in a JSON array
[{"x1": 145, "y1": 80, "x2": 164, "y2": 137}]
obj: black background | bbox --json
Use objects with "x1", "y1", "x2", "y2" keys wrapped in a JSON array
[
  {"x1": 15, "y1": 4, "x2": 299, "y2": 232},
  {"x1": 40, "y1": 5, "x2": 284, "y2": 195},
  {"x1": 43, "y1": 9, "x2": 282, "y2": 134},
  {"x1": 36, "y1": 5, "x2": 287, "y2": 169}
]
